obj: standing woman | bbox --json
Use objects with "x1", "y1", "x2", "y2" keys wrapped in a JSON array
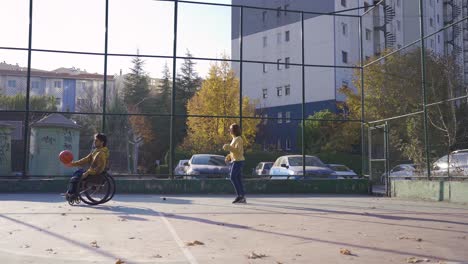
[{"x1": 223, "y1": 123, "x2": 246, "y2": 204}]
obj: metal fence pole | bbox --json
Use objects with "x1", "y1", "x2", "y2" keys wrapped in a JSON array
[
  {"x1": 102, "y1": 0, "x2": 109, "y2": 132},
  {"x1": 301, "y1": 11, "x2": 306, "y2": 176},
  {"x1": 22, "y1": 0, "x2": 34, "y2": 177},
  {"x1": 359, "y1": 16, "x2": 366, "y2": 177},
  {"x1": 418, "y1": 0, "x2": 431, "y2": 179},
  {"x1": 239, "y1": 6, "x2": 243, "y2": 131},
  {"x1": 169, "y1": 0, "x2": 179, "y2": 179}
]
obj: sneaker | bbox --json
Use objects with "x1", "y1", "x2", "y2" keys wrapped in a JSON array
[
  {"x1": 232, "y1": 196, "x2": 242, "y2": 204},
  {"x1": 237, "y1": 197, "x2": 246, "y2": 204}
]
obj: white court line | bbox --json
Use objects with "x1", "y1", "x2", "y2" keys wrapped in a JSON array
[{"x1": 157, "y1": 211, "x2": 199, "y2": 264}]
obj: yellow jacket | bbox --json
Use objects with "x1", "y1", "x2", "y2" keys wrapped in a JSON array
[
  {"x1": 223, "y1": 136, "x2": 245, "y2": 162},
  {"x1": 71, "y1": 147, "x2": 109, "y2": 176}
]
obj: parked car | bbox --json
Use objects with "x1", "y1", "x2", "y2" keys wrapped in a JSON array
[
  {"x1": 174, "y1": 159, "x2": 189, "y2": 176},
  {"x1": 185, "y1": 154, "x2": 230, "y2": 179},
  {"x1": 269, "y1": 155, "x2": 336, "y2": 179},
  {"x1": 380, "y1": 164, "x2": 421, "y2": 184},
  {"x1": 432, "y1": 149, "x2": 468, "y2": 176},
  {"x1": 327, "y1": 164, "x2": 358, "y2": 179},
  {"x1": 254, "y1": 162, "x2": 273, "y2": 176}
]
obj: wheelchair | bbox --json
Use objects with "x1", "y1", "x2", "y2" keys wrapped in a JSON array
[{"x1": 67, "y1": 171, "x2": 116, "y2": 206}]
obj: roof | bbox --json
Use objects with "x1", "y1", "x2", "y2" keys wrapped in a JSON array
[
  {"x1": 0, "y1": 62, "x2": 114, "y2": 81},
  {"x1": 31, "y1": 113, "x2": 80, "y2": 129}
]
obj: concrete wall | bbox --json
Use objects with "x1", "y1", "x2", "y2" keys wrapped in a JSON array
[
  {"x1": 392, "y1": 180, "x2": 468, "y2": 203},
  {"x1": 0, "y1": 179, "x2": 370, "y2": 194}
]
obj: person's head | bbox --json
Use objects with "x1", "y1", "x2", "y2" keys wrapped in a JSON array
[
  {"x1": 229, "y1": 123, "x2": 241, "y2": 137},
  {"x1": 94, "y1": 133, "x2": 107, "y2": 148}
]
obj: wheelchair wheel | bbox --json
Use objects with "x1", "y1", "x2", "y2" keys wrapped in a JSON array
[
  {"x1": 100, "y1": 174, "x2": 116, "y2": 204},
  {"x1": 78, "y1": 176, "x2": 111, "y2": 206}
]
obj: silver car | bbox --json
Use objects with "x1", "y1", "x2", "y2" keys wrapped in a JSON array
[
  {"x1": 269, "y1": 155, "x2": 337, "y2": 179},
  {"x1": 174, "y1": 159, "x2": 189, "y2": 176},
  {"x1": 185, "y1": 154, "x2": 230, "y2": 179},
  {"x1": 327, "y1": 164, "x2": 358, "y2": 179}
]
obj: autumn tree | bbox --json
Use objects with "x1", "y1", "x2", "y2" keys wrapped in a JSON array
[{"x1": 183, "y1": 60, "x2": 259, "y2": 153}]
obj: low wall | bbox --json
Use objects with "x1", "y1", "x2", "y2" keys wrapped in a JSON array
[{"x1": 391, "y1": 180, "x2": 468, "y2": 203}]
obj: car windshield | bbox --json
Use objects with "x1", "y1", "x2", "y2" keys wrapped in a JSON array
[
  {"x1": 451, "y1": 153, "x2": 468, "y2": 166},
  {"x1": 191, "y1": 156, "x2": 225, "y2": 166},
  {"x1": 330, "y1": 165, "x2": 350, "y2": 171},
  {"x1": 264, "y1": 163, "x2": 272, "y2": 169},
  {"x1": 288, "y1": 157, "x2": 325, "y2": 167}
]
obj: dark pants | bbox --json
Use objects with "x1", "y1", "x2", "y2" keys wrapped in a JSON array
[
  {"x1": 230, "y1": 161, "x2": 245, "y2": 197},
  {"x1": 67, "y1": 169, "x2": 84, "y2": 195}
]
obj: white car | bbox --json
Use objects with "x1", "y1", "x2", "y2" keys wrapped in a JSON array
[
  {"x1": 327, "y1": 164, "x2": 358, "y2": 179},
  {"x1": 381, "y1": 164, "x2": 421, "y2": 184},
  {"x1": 269, "y1": 155, "x2": 337, "y2": 179},
  {"x1": 255, "y1": 162, "x2": 273, "y2": 176},
  {"x1": 174, "y1": 159, "x2": 189, "y2": 176},
  {"x1": 432, "y1": 150, "x2": 468, "y2": 176},
  {"x1": 185, "y1": 154, "x2": 230, "y2": 179}
]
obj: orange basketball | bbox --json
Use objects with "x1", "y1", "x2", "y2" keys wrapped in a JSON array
[{"x1": 59, "y1": 150, "x2": 73, "y2": 164}]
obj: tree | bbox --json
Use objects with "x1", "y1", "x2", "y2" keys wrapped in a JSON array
[
  {"x1": 183, "y1": 60, "x2": 259, "y2": 153},
  {"x1": 342, "y1": 49, "x2": 465, "y2": 165},
  {"x1": 122, "y1": 56, "x2": 155, "y2": 173}
]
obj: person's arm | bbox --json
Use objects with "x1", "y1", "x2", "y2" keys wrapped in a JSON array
[
  {"x1": 83, "y1": 152, "x2": 107, "y2": 177},
  {"x1": 69, "y1": 153, "x2": 92, "y2": 167}
]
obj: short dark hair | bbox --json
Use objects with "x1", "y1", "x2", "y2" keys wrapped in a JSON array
[
  {"x1": 230, "y1": 124, "x2": 241, "y2": 137},
  {"x1": 95, "y1": 133, "x2": 107, "y2": 147}
]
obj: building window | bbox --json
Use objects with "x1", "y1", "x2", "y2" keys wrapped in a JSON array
[
  {"x1": 285, "y1": 138, "x2": 291, "y2": 150},
  {"x1": 277, "y1": 138, "x2": 282, "y2": 150},
  {"x1": 277, "y1": 87, "x2": 283, "y2": 96},
  {"x1": 263, "y1": 114, "x2": 268, "y2": 125},
  {"x1": 437, "y1": 15, "x2": 440, "y2": 24},
  {"x1": 284, "y1": 4, "x2": 289, "y2": 15},
  {"x1": 341, "y1": 0, "x2": 346, "y2": 7},
  {"x1": 430, "y1": 39, "x2": 434, "y2": 48},
  {"x1": 263, "y1": 63, "x2": 267, "y2": 73},
  {"x1": 429, "y1": 18, "x2": 433, "y2": 27},
  {"x1": 81, "y1": 82, "x2": 87, "y2": 89},
  {"x1": 31, "y1": 81, "x2": 39, "y2": 89},
  {"x1": 438, "y1": 34, "x2": 441, "y2": 43},
  {"x1": 397, "y1": 20, "x2": 401, "y2": 31},
  {"x1": 277, "y1": 112, "x2": 282, "y2": 124},
  {"x1": 285, "y1": 85, "x2": 291, "y2": 95},
  {"x1": 285, "y1": 57, "x2": 290, "y2": 69},
  {"x1": 7, "y1": 80, "x2": 16, "y2": 88},
  {"x1": 342, "y1": 23, "x2": 348, "y2": 36},
  {"x1": 262, "y1": 88, "x2": 268, "y2": 99},
  {"x1": 55, "y1": 98, "x2": 61, "y2": 105},
  {"x1": 277, "y1": 32, "x2": 282, "y2": 44},
  {"x1": 285, "y1": 30, "x2": 290, "y2": 42},
  {"x1": 277, "y1": 7, "x2": 281, "y2": 17},
  {"x1": 342, "y1": 51, "x2": 348, "y2": 64},
  {"x1": 397, "y1": 44, "x2": 402, "y2": 49},
  {"x1": 285, "y1": 112, "x2": 291, "y2": 123},
  {"x1": 263, "y1": 36, "x2": 267, "y2": 47},
  {"x1": 365, "y1": 29, "x2": 372, "y2": 40},
  {"x1": 397, "y1": 0, "x2": 401, "y2": 7},
  {"x1": 262, "y1": 11, "x2": 267, "y2": 23},
  {"x1": 364, "y1": 2, "x2": 370, "y2": 11},
  {"x1": 54, "y1": 80, "x2": 62, "y2": 88},
  {"x1": 277, "y1": 59, "x2": 282, "y2": 70}
]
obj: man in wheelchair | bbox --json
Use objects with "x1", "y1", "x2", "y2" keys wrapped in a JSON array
[{"x1": 65, "y1": 133, "x2": 109, "y2": 202}]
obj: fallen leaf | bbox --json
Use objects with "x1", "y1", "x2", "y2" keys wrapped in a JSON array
[
  {"x1": 185, "y1": 240, "x2": 204, "y2": 246},
  {"x1": 128, "y1": 237, "x2": 135, "y2": 240},
  {"x1": 152, "y1": 254, "x2": 162, "y2": 258},
  {"x1": 45, "y1": 248, "x2": 53, "y2": 252},
  {"x1": 247, "y1": 252, "x2": 267, "y2": 259},
  {"x1": 61, "y1": 213, "x2": 66, "y2": 216},
  {"x1": 90, "y1": 241, "x2": 99, "y2": 248},
  {"x1": 295, "y1": 254, "x2": 302, "y2": 257},
  {"x1": 398, "y1": 236, "x2": 423, "y2": 242},
  {"x1": 21, "y1": 244, "x2": 31, "y2": 249},
  {"x1": 340, "y1": 248, "x2": 352, "y2": 255},
  {"x1": 406, "y1": 257, "x2": 424, "y2": 263},
  {"x1": 115, "y1": 259, "x2": 125, "y2": 264}
]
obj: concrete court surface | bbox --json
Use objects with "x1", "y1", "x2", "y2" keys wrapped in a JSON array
[{"x1": 0, "y1": 194, "x2": 467, "y2": 264}]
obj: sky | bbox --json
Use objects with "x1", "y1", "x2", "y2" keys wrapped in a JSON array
[{"x1": 0, "y1": 0, "x2": 233, "y2": 78}]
